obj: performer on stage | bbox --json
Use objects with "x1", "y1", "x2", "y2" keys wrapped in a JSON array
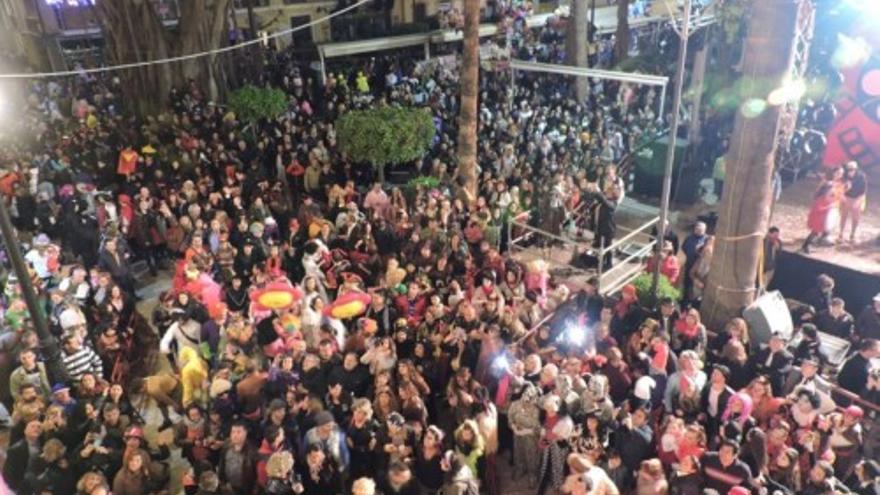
[
  {"x1": 839, "y1": 161, "x2": 868, "y2": 244},
  {"x1": 802, "y1": 167, "x2": 845, "y2": 254}
]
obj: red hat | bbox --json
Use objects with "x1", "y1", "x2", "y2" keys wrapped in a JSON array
[
  {"x1": 844, "y1": 405, "x2": 864, "y2": 419},
  {"x1": 209, "y1": 302, "x2": 228, "y2": 320},
  {"x1": 621, "y1": 284, "x2": 637, "y2": 297},
  {"x1": 124, "y1": 426, "x2": 144, "y2": 439},
  {"x1": 728, "y1": 488, "x2": 750, "y2": 495}
]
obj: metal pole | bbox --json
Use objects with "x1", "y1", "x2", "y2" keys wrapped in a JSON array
[
  {"x1": 589, "y1": 0, "x2": 596, "y2": 68},
  {"x1": 651, "y1": 0, "x2": 691, "y2": 300},
  {"x1": 658, "y1": 83, "x2": 667, "y2": 123},
  {"x1": 0, "y1": 200, "x2": 68, "y2": 385},
  {"x1": 597, "y1": 236, "x2": 605, "y2": 293},
  {"x1": 319, "y1": 49, "x2": 327, "y2": 85}
]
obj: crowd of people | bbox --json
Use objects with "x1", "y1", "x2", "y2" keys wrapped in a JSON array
[{"x1": 0, "y1": 14, "x2": 878, "y2": 495}]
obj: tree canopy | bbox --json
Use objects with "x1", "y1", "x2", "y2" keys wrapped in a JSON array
[
  {"x1": 336, "y1": 106, "x2": 436, "y2": 174},
  {"x1": 227, "y1": 85, "x2": 289, "y2": 125}
]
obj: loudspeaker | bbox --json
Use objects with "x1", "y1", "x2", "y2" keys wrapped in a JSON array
[{"x1": 743, "y1": 291, "x2": 793, "y2": 352}]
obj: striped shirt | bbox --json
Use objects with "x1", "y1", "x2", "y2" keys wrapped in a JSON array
[{"x1": 62, "y1": 346, "x2": 104, "y2": 383}]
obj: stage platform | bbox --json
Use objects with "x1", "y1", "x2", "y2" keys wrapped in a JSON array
[
  {"x1": 767, "y1": 173, "x2": 880, "y2": 311},
  {"x1": 771, "y1": 173, "x2": 880, "y2": 275}
]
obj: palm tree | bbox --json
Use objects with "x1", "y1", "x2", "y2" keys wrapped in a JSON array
[
  {"x1": 701, "y1": 0, "x2": 805, "y2": 329},
  {"x1": 567, "y1": 0, "x2": 590, "y2": 101},
  {"x1": 456, "y1": 0, "x2": 480, "y2": 202},
  {"x1": 614, "y1": 0, "x2": 630, "y2": 64}
]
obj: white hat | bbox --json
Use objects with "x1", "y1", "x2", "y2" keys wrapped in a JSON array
[
  {"x1": 873, "y1": 293, "x2": 880, "y2": 303},
  {"x1": 633, "y1": 376, "x2": 656, "y2": 401},
  {"x1": 60, "y1": 307, "x2": 85, "y2": 330},
  {"x1": 33, "y1": 234, "x2": 50, "y2": 247}
]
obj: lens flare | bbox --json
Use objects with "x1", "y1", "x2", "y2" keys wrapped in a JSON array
[
  {"x1": 831, "y1": 34, "x2": 871, "y2": 70},
  {"x1": 767, "y1": 79, "x2": 807, "y2": 106},
  {"x1": 740, "y1": 98, "x2": 767, "y2": 118}
]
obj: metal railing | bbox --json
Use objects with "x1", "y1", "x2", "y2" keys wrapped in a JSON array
[
  {"x1": 595, "y1": 216, "x2": 659, "y2": 294},
  {"x1": 508, "y1": 208, "x2": 659, "y2": 296}
]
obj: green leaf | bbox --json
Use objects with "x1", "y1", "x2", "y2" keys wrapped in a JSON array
[
  {"x1": 630, "y1": 273, "x2": 681, "y2": 307},
  {"x1": 336, "y1": 106, "x2": 436, "y2": 168},
  {"x1": 227, "y1": 85, "x2": 289, "y2": 124}
]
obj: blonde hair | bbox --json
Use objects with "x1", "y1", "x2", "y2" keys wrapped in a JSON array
[
  {"x1": 352, "y1": 477, "x2": 376, "y2": 495},
  {"x1": 352, "y1": 397, "x2": 373, "y2": 418},
  {"x1": 726, "y1": 317, "x2": 750, "y2": 346}
]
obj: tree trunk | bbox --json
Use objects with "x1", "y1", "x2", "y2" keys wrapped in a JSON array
[
  {"x1": 96, "y1": 0, "x2": 230, "y2": 117},
  {"x1": 456, "y1": 0, "x2": 480, "y2": 202},
  {"x1": 614, "y1": 0, "x2": 630, "y2": 64},
  {"x1": 701, "y1": 0, "x2": 801, "y2": 330},
  {"x1": 567, "y1": 0, "x2": 590, "y2": 102}
]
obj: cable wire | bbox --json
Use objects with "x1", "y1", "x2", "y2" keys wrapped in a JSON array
[{"x1": 0, "y1": 0, "x2": 373, "y2": 80}]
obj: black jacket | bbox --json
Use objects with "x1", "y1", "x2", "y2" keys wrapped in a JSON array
[
  {"x1": 669, "y1": 471, "x2": 703, "y2": 495},
  {"x1": 615, "y1": 423, "x2": 653, "y2": 472},
  {"x1": 856, "y1": 306, "x2": 880, "y2": 341},
  {"x1": 589, "y1": 191, "x2": 616, "y2": 240},
  {"x1": 699, "y1": 385, "x2": 734, "y2": 421},
  {"x1": 754, "y1": 348, "x2": 793, "y2": 394},
  {"x1": 837, "y1": 352, "x2": 871, "y2": 395},
  {"x1": 3, "y1": 439, "x2": 37, "y2": 491},
  {"x1": 297, "y1": 462, "x2": 343, "y2": 495},
  {"x1": 700, "y1": 452, "x2": 754, "y2": 494}
]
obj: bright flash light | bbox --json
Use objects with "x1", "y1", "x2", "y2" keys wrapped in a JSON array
[
  {"x1": 842, "y1": 0, "x2": 880, "y2": 18},
  {"x1": 767, "y1": 79, "x2": 807, "y2": 106},
  {"x1": 492, "y1": 355, "x2": 510, "y2": 371},
  {"x1": 566, "y1": 324, "x2": 588, "y2": 345},
  {"x1": 832, "y1": 34, "x2": 871, "y2": 70}
]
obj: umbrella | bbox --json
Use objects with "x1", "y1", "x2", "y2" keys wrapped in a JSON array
[
  {"x1": 250, "y1": 282, "x2": 303, "y2": 311},
  {"x1": 323, "y1": 291, "x2": 371, "y2": 320}
]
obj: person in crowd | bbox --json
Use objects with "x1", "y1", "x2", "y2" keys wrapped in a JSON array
[
  {"x1": 0, "y1": 25, "x2": 877, "y2": 495},
  {"x1": 816, "y1": 297, "x2": 855, "y2": 342},
  {"x1": 700, "y1": 439, "x2": 754, "y2": 494},
  {"x1": 837, "y1": 339, "x2": 880, "y2": 397},
  {"x1": 754, "y1": 332, "x2": 794, "y2": 395},
  {"x1": 856, "y1": 293, "x2": 880, "y2": 341},
  {"x1": 803, "y1": 273, "x2": 836, "y2": 314},
  {"x1": 803, "y1": 167, "x2": 845, "y2": 253},
  {"x1": 762, "y1": 226, "x2": 783, "y2": 287},
  {"x1": 681, "y1": 222, "x2": 708, "y2": 300},
  {"x1": 839, "y1": 160, "x2": 868, "y2": 244}
]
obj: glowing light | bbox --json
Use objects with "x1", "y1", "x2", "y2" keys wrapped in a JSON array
[
  {"x1": 45, "y1": 0, "x2": 95, "y2": 5},
  {"x1": 565, "y1": 324, "x2": 588, "y2": 345},
  {"x1": 492, "y1": 355, "x2": 510, "y2": 371},
  {"x1": 831, "y1": 34, "x2": 871, "y2": 70},
  {"x1": 740, "y1": 98, "x2": 767, "y2": 118},
  {"x1": 841, "y1": 0, "x2": 880, "y2": 18},
  {"x1": 767, "y1": 79, "x2": 807, "y2": 106}
]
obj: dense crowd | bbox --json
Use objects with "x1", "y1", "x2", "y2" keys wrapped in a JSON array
[{"x1": 0, "y1": 19, "x2": 878, "y2": 495}]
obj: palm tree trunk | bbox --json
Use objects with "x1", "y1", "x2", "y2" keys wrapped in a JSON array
[
  {"x1": 701, "y1": 0, "x2": 803, "y2": 330},
  {"x1": 456, "y1": 0, "x2": 480, "y2": 202},
  {"x1": 614, "y1": 0, "x2": 630, "y2": 64},
  {"x1": 568, "y1": 0, "x2": 590, "y2": 102}
]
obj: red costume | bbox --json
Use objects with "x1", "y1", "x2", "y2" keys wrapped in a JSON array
[{"x1": 807, "y1": 181, "x2": 843, "y2": 235}]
